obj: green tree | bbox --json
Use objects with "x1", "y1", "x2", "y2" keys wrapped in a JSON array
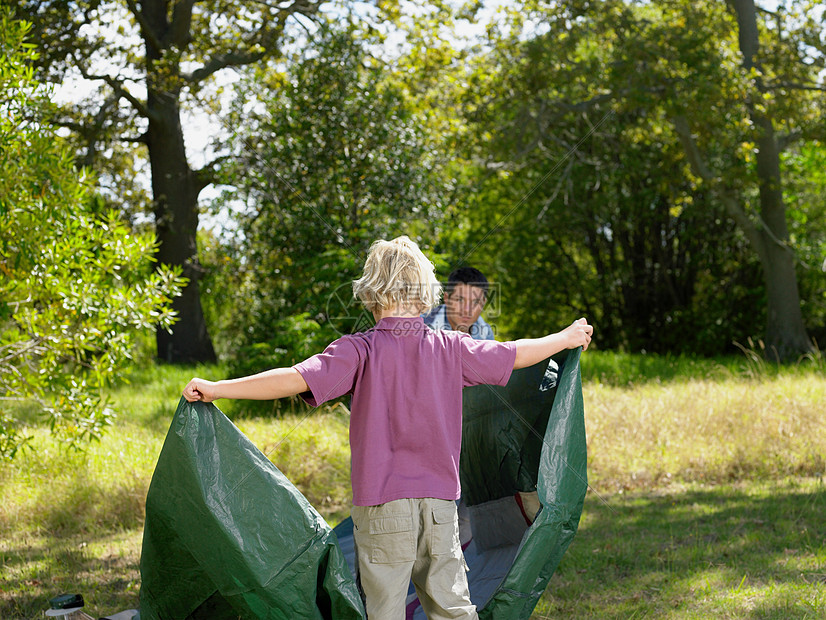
[
  {"x1": 459, "y1": 108, "x2": 764, "y2": 352},
  {"x1": 0, "y1": 12, "x2": 184, "y2": 458},
  {"x1": 782, "y1": 141, "x2": 826, "y2": 347},
  {"x1": 13, "y1": 0, "x2": 323, "y2": 363},
  {"x1": 460, "y1": 0, "x2": 823, "y2": 358},
  {"x1": 670, "y1": 0, "x2": 821, "y2": 360},
  {"x1": 212, "y1": 21, "x2": 451, "y2": 372}
]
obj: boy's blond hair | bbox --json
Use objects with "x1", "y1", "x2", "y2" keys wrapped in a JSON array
[{"x1": 353, "y1": 236, "x2": 442, "y2": 314}]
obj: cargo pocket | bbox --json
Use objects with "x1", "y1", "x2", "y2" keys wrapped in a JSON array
[
  {"x1": 354, "y1": 510, "x2": 416, "y2": 564},
  {"x1": 430, "y1": 504, "x2": 459, "y2": 556}
]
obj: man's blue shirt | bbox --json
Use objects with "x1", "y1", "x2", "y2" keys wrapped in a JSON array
[{"x1": 421, "y1": 305, "x2": 495, "y2": 341}]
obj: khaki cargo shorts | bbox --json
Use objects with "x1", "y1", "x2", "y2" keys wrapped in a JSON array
[{"x1": 352, "y1": 497, "x2": 477, "y2": 620}]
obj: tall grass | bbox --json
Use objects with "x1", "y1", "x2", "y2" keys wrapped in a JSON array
[
  {"x1": 1, "y1": 351, "x2": 824, "y2": 618},
  {"x1": 584, "y1": 372, "x2": 826, "y2": 491}
]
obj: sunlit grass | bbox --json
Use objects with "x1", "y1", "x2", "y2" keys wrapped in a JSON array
[
  {"x1": 1, "y1": 351, "x2": 824, "y2": 618},
  {"x1": 534, "y1": 478, "x2": 826, "y2": 619},
  {"x1": 585, "y1": 373, "x2": 826, "y2": 493}
]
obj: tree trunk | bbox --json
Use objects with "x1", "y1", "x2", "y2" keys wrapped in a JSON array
[
  {"x1": 147, "y1": 86, "x2": 216, "y2": 363},
  {"x1": 760, "y1": 232, "x2": 812, "y2": 361},
  {"x1": 729, "y1": 0, "x2": 813, "y2": 361},
  {"x1": 139, "y1": 0, "x2": 215, "y2": 364},
  {"x1": 752, "y1": 117, "x2": 813, "y2": 361}
]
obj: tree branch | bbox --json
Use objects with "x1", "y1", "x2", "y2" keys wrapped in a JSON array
[
  {"x1": 125, "y1": 0, "x2": 163, "y2": 55},
  {"x1": 767, "y1": 80, "x2": 826, "y2": 93},
  {"x1": 184, "y1": 0, "x2": 321, "y2": 85},
  {"x1": 169, "y1": 0, "x2": 197, "y2": 49},
  {"x1": 776, "y1": 129, "x2": 802, "y2": 151},
  {"x1": 193, "y1": 155, "x2": 234, "y2": 192},
  {"x1": 557, "y1": 92, "x2": 616, "y2": 112},
  {"x1": 185, "y1": 47, "x2": 270, "y2": 84},
  {"x1": 726, "y1": 0, "x2": 760, "y2": 71},
  {"x1": 124, "y1": 133, "x2": 149, "y2": 145},
  {"x1": 73, "y1": 54, "x2": 154, "y2": 121}
]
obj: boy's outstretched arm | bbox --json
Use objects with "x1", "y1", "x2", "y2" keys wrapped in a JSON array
[
  {"x1": 183, "y1": 368, "x2": 309, "y2": 403},
  {"x1": 513, "y1": 318, "x2": 594, "y2": 369}
]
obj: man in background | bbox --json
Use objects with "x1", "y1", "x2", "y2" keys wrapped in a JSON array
[
  {"x1": 424, "y1": 266, "x2": 545, "y2": 524},
  {"x1": 422, "y1": 267, "x2": 495, "y2": 340}
]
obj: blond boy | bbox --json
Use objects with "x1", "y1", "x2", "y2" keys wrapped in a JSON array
[{"x1": 183, "y1": 235, "x2": 593, "y2": 619}]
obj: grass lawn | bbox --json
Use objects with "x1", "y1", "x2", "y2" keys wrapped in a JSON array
[
  {"x1": 536, "y1": 478, "x2": 825, "y2": 619},
  {"x1": 1, "y1": 352, "x2": 824, "y2": 618}
]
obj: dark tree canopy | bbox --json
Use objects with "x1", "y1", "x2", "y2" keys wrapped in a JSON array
[{"x1": 448, "y1": 0, "x2": 824, "y2": 359}]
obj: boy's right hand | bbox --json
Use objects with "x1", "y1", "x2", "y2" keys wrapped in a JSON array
[
  {"x1": 183, "y1": 378, "x2": 218, "y2": 403},
  {"x1": 564, "y1": 317, "x2": 594, "y2": 351}
]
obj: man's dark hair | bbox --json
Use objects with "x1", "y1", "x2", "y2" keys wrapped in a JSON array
[{"x1": 446, "y1": 267, "x2": 489, "y2": 297}]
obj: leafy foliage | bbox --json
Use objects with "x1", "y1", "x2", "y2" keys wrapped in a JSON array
[
  {"x1": 210, "y1": 22, "x2": 451, "y2": 381},
  {"x1": 6, "y1": 0, "x2": 822, "y2": 365},
  {"x1": 13, "y1": 0, "x2": 328, "y2": 362},
  {"x1": 0, "y1": 12, "x2": 185, "y2": 458},
  {"x1": 782, "y1": 141, "x2": 826, "y2": 347},
  {"x1": 449, "y1": 0, "x2": 824, "y2": 355}
]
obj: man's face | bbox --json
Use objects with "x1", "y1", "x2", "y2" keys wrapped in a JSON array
[{"x1": 444, "y1": 283, "x2": 487, "y2": 333}]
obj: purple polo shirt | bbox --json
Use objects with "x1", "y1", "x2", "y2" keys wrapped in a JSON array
[{"x1": 293, "y1": 316, "x2": 516, "y2": 506}]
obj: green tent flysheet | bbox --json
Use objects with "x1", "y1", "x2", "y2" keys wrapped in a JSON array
[{"x1": 138, "y1": 348, "x2": 587, "y2": 619}]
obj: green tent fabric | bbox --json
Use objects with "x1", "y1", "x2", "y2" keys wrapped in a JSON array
[
  {"x1": 138, "y1": 398, "x2": 365, "y2": 620},
  {"x1": 461, "y1": 348, "x2": 588, "y2": 619},
  {"x1": 332, "y1": 348, "x2": 587, "y2": 619},
  {"x1": 138, "y1": 348, "x2": 587, "y2": 619}
]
